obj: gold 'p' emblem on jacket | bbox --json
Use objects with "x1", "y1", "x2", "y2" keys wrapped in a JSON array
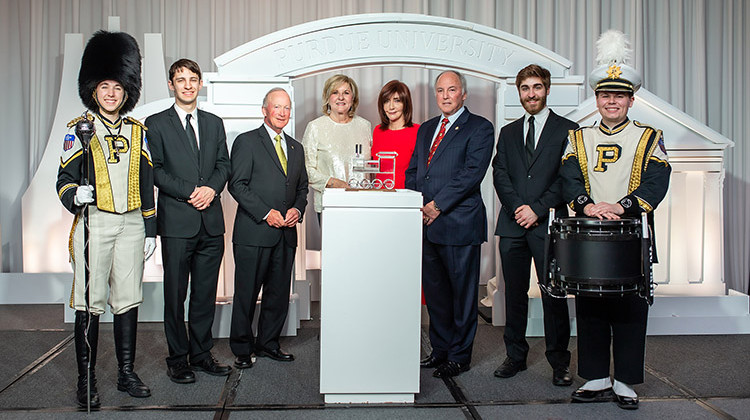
[
  {"x1": 593, "y1": 144, "x2": 622, "y2": 172},
  {"x1": 105, "y1": 134, "x2": 130, "y2": 163}
]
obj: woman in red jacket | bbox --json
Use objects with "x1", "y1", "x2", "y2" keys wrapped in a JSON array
[{"x1": 372, "y1": 80, "x2": 419, "y2": 189}]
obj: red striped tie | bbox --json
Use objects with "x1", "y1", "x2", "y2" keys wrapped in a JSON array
[{"x1": 427, "y1": 118, "x2": 449, "y2": 167}]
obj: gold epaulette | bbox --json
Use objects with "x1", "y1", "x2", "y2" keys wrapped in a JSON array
[
  {"x1": 124, "y1": 116, "x2": 147, "y2": 130},
  {"x1": 633, "y1": 120, "x2": 656, "y2": 131},
  {"x1": 66, "y1": 113, "x2": 94, "y2": 128},
  {"x1": 566, "y1": 129, "x2": 578, "y2": 153}
]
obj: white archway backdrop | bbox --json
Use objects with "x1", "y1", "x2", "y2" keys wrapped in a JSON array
[
  {"x1": 18, "y1": 12, "x2": 737, "y2": 318},
  {"x1": 2, "y1": 1, "x2": 747, "y2": 299},
  {"x1": 200, "y1": 13, "x2": 735, "y2": 313},
  {"x1": 202, "y1": 13, "x2": 585, "y2": 304},
  {"x1": 2, "y1": 2, "x2": 747, "y2": 310}
]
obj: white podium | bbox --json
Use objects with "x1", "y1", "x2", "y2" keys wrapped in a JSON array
[{"x1": 319, "y1": 189, "x2": 423, "y2": 404}]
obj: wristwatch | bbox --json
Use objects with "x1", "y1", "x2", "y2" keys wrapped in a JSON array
[{"x1": 433, "y1": 202, "x2": 441, "y2": 212}]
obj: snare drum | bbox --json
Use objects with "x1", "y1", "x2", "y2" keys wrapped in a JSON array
[{"x1": 543, "y1": 217, "x2": 646, "y2": 297}]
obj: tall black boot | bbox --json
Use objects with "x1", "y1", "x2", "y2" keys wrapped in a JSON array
[
  {"x1": 74, "y1": 311, "x2": 100, "y2": 408},
  {"x1": 114, "y1": 308, "x2": 151, "y2": 398}
]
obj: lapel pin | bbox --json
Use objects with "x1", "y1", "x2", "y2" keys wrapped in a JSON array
[{"x1": 454, "y1": 126, "x2": 459, "y2": 130}]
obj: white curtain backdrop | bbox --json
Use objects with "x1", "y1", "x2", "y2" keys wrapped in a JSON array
[{"x1": 1, "y1": 0, "x2": 747, "y2": 294}]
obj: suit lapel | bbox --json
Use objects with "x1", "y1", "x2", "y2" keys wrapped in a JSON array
[
  {"x1": 167, "y1": 107, "x2": 199, "y2": 169},
  {"x1": 428, "y1": 109, "x2": 470, "y2": 169},
  {"x1": 285, "y1": 134, "x2": 299, "y2": 178},
  {"x1": 258, "y1": 127, "x2": 287, "y2": 177},
  {"x1": 528, "y1": 111, "x2": 559, "y2": 168},
  {"x1": 509, "y1": 117, "x2": 527, "y2": 167},
  {"x1": 419, "y1": 117, "x2": 439, "y2": 168},
  {"x1": 196, "y1": 109, "x2": 209, "y2": 172}
]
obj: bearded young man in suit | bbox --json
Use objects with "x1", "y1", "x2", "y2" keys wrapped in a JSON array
[
  {"x1": 145, "y1": 59, "x2": 232, "y2": 383},
  {"x1": 228, "y1": 88, "x2": 308, "y2": 368},
  {"x1": 492, "y1": 64, "x2": 579, "y2": 386},
  {"x1": 405, "y1": 70, "x2": 495, "y2": 378}
]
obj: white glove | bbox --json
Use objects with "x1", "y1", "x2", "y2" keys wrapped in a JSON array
[
  {"x1": 74, "y1": 185, "x2": 95, "y2": 206},
  {"x1": 144, "y1": 237, "x2": 157, "y2": 261}
]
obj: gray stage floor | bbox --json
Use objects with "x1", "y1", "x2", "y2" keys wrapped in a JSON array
[{"x1": 0, "y1": 304, "x2": 748, "y2": 419}]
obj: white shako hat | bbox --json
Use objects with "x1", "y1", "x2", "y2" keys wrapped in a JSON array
[{"x1": 589, "y1": 30, "x2": 642, "y2": 94}]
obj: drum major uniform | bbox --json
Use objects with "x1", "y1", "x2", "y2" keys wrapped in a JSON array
[
  {"x1": 58, "y1": 113, "x2": 156, "y2": 313},
  {"x1": 56, "y1": 30, "x2": 156, "y2": 408},
  {"x1": 559, "y1": 30, "x2": 671, "y2": 410}
]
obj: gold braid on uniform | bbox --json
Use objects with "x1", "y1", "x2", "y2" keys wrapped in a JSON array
[
  {"x1": 127, "y1": 121, "x2": 143, "y2": 211},
  {"x1": 68, "y1": 213, "x2": 80, "y2": 264},
  {"x1": 124, "y1": 116, "x2": 147, "y2": 130},
  {"x1": 643, "y1": 129, "x2": 663, "y2": 172},
  {"x1": 561, "y1": 131, "x2": 578, "y2": 163},
  {"x1": 573, "y1": 130, "x2": 591, "y2": 194},
  {"x1": 141, "y1": 150, "x2": 153, "y2": 166},
  {"x1": 635, "y1": 196, "x2": 653, "y2": 213},
  {"x1": 67, "y1": 213, "x2": 81, "y2": 309},
  {"x1": 58, "y1": 183, "x2": 78, "y2": 199},
  {"x1": 90, "y1": 134, "x2": 116, "y2": 212},
  {"x1": 563, "y1": 130, "x2": 580, "y2": 210},
  {"x1": 66, "y1": 113, "x2": 95, "y2": 128},
  {"x1": 628, "y1": 127, "x2": 654, "y2": 194},
  {"x1": 60, "y1": 150, "x2": 83, "y2": 168}
]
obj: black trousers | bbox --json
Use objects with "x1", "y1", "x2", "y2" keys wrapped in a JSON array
[
  {"x1": 230, "y1": 240, "x2": 294, "y2": 356},
  {"x1": 499, "y1": 235, "x2": 571, "y2": 368},
  {"x1": 422, "y1": 240, "x2": 480, "y2": 365},
  {"x1": 161, "y1": 224, "x2": 224, "y2": 365},
  {"x1": 575, "y1": 295, "x2": 649, "y2": 384}
]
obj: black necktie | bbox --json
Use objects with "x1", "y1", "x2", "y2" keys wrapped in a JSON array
[
  {"x1": 185, "y1": 114, "x2": 199, "y2": 159},
  {"x1": 525, "y1": 115, "x2": 535, "y2": 165}
]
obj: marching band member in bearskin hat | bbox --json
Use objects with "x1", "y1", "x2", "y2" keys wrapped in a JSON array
[
  {"x1": 560, "y1": 30, "x2": 671, "y2": 410},
  {"x1": 56, "y1": 30, "x2": 156, "y2": 408}
]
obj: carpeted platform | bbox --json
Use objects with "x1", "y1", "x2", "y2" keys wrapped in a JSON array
[{"x1": 0, "y1": 304, "x2": 748, "y2": 419}]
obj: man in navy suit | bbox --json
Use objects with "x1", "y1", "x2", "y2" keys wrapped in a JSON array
[
  {"x1": 146, "y1": 59, "x2": 232, "y2": 383},
  {"x1": 228, "y1": 88, "x2": 308, "y2": 368},
  {"x1": 492, "y1": 64, "x2": 578, "y2": 386},
  {"x1": 405, "y1": 70, "x2": 494, "y2": 378}
]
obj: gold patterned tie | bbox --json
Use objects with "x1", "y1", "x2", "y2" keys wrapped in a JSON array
[{"x1": 274, "y1": 134, "x2": 287, "y2": 175}]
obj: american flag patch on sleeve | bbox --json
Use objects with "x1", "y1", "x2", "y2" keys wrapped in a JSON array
[{"x1": 63, "y1": 134, "x2": 75, "y2": 151}]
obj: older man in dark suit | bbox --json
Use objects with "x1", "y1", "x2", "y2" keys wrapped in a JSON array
[
  {"x1": 405, "y1": 70, "x2": 494, "y2": 378},
  {"x1": 145, "y1": 59, "x2": 232, "y2": 383},
  {"x1": 228, "y1": 88, "x2": 308, "y2": 368},
  {"x1": 492, "y1": 64, "x2": 579, "y2": 386}
]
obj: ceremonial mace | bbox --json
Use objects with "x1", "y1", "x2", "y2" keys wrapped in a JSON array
[{"x1": 75, "y1": 115, "x2": 95, "y2": 413}]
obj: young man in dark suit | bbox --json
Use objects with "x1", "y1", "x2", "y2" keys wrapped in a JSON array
[
  {"x1": 405, "y1": 70, "x2": 495, "y2": 378},
  {"x1": 228, "y1": 88, "x2": 308, "y2": 368},
  {"x1": 492, "y1": 64, "x2": 579, "y2": 386},
  {"x1": 145, "y1": 59, "x2": 232, "y2": 383}
]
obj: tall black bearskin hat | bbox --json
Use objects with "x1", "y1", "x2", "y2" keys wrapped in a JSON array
[{"x1": 78, "y1": 30, "x2": 142, "y2": 114}]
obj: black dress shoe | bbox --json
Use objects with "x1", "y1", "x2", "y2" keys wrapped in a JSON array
[
  {"x1": 493, "y1": 357, "x2": 527, "y2": 378},
  {"x1": 167, "y1": 361, "x2": 196, "y2": 384},
  {"x1": 571, "y1": 387, "x2": 614, "y2": 403},
  {"x1": 256, "y1": 347, "x2": 294, "y2": 362},
  {"x1": 552, "y1": 367, "x2": 573, "y2": 386},
  {"x1": 433, "y1": 361, "x2": 470, "y2": 378},
  {"x1": 191, "y1": 355, "x2": 232, "y2": 376},
  {"x1": 615, "y1": 393, "x2": 639, "y2": 410},
  {"x1": 420, "y1": 355, "x2": 445, "y2": 369},
  {"x1": 234, "y1": 355, "x2": 253, "y2": 369}
]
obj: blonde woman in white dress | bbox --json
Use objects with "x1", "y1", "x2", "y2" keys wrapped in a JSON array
[{"x1": 302, "y1": 74, "x2": 372, "y2": 219}]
